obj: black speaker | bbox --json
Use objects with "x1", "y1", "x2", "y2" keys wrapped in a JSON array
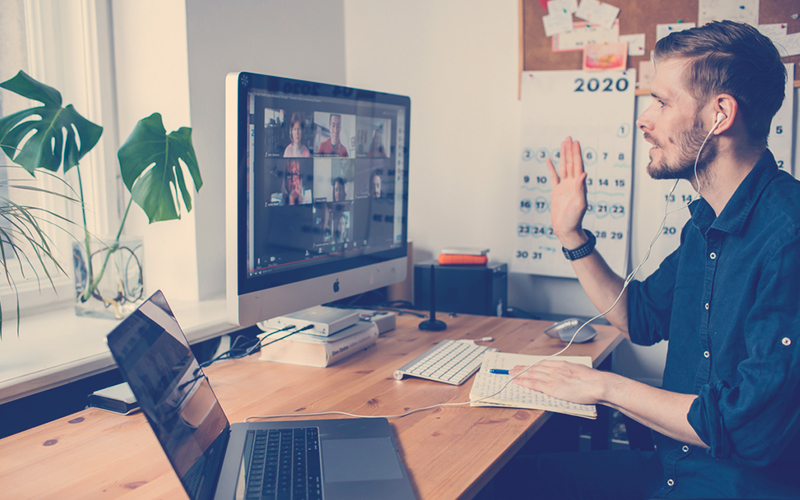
[{"x1": 414, "y1": 260, "x2": 507, "y2": 317}]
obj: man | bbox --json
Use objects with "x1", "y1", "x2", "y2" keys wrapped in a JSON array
[
  {"x1": 493, "y1": 21, "x2": 800, "y2": 499},
  {"x1": 333, "y1": 176, "x2": 347, "y2": 202},
  {"x1": 370, "y1": 170, "x2": 382, "y2": 198},
  {"x1": 318, "y1": 114, "x2": 349, "y2": 157},
  {"x1": 335, "y1": 214, "x2": 348, "y2": 243}
]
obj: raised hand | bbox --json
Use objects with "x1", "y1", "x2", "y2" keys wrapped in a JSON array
[{"x1": 546, "y1": 136, "x2": 589, "y2": 248}]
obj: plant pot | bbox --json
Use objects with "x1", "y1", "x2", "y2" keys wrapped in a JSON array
[{"x1": 73, "y1": 235, "x2": 145, "y2": 319}]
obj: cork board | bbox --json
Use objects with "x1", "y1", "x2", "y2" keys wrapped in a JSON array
[{"x1": 521, "y1": 0, "x2": 800, "y2": 86}]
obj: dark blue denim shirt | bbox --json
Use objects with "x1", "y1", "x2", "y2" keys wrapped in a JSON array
[{"x1": 627, "y1": 150, "x2": 800, "y2": 498}]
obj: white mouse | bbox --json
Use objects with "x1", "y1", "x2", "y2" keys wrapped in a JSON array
[{"x1": 544, "y1": 318, "x2": 598, "y2": 343}]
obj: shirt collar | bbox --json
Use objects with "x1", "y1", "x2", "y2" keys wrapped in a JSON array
[{"x1": 688, "y1": 149, "x2": 778, "y2": 236}]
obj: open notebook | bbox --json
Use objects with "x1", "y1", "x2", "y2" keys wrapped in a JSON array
[{"x1": 468, "y1": 351, "x2": 597, "y2": 419}]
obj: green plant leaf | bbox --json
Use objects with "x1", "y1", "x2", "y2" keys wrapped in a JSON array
[
  {"x1": 0, "y1": 71, "x2": 103, "y2": 174},
  {"x1": 118, "y1": 113, "x2": 202, "y2": 223}
]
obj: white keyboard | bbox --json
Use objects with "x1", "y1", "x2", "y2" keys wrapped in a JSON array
[{"x1": 393, "y1": 339, "x2": 497, "y2": 385}]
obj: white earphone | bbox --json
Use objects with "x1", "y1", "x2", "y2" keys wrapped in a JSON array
[
  {"x1": 694, "y1": 112, "x2": 726, "y2": 194},
  {"x1": 711, "y1": 112, "x2": 725, "y2": 132}
]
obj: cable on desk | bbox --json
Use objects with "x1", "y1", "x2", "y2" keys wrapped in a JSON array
[
  {"x1": 199, "y1": 324, "x2": 314, "y2": 369},
  {"x1": 244, "y1": 338, "x2": 573, "y2": 422}
]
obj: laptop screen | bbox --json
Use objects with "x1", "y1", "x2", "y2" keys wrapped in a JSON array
[{"x1": 107, "y1": 291, "x2": 230, "y2": 500}]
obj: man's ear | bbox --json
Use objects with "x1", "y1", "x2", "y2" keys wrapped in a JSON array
[{"x1": 711, "y1": 94, "x2": 738, "y2": 135}]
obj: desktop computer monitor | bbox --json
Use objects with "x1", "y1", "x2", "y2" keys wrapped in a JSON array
[{"x1": 226, "y1": 72, "x2": 410, "y2": 326}]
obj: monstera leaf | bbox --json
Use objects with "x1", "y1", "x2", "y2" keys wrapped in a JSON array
[
  {"x1": 0, "y1": 71, "x2": 103, "y2": 174},
  {"x1": 118, "y1": 113, "x2": 202, "y2": 223}
]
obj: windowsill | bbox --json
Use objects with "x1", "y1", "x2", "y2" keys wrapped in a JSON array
[{"x1": 0, "y1": 296, "x2": 240, "y2": 406}]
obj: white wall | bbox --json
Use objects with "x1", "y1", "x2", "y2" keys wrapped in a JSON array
[
  {"x1": 343, "y1": 0, "x2": 601, "y2": 319},
  {"x1": 344, "y1": 0, "x2": 522, "y2": 267},
  {"x1": 110, "y1": 0, "x2": 348, "y2": 301},
  {"x1": 183, "y1": 0, "x2": 348, "y2": 300},
  {"x1": 112, "y1": 0, "x2": 198, "y2": 302},
  {"x1": 344, "y1": 2, "x2": 602, "y2": 315}
]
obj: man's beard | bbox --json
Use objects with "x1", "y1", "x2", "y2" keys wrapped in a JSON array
[{"x1": 645, "y1": 116, "x2": 717, "y2": 181}]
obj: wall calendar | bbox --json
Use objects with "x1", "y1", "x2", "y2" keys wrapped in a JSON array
[{"x1": 514, "y1": 70, "x2": 636, "y2": 278}]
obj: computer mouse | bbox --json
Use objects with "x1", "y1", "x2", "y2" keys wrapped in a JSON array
[{"x1": 544, "y1": 318, "x2": 598, "y2": 343}]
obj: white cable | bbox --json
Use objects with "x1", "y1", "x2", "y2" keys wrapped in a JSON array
[{"x1": 693, "y1": 116, "x2": 721, "y2": 198}]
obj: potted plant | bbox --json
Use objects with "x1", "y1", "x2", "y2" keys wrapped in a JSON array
[{"x1": 0, "y1": 70, "x2": 203, "y2": 328}]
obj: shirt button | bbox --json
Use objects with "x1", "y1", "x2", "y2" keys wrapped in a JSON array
[
  {"x1": 704, "y1": 351, "x2": 710, "y2": 358},
  {"x1": 682, "y1": 445, "x2": 690, "y2": 452},
  {"x1": 705, "y1": 303, "x2": 709, "y2": 310},
  {"x1": 710, "y1": 252, "x2": 717, "y2": 259},
  {"x1": 783, "y1": 337, "x2": 791, "y2": 346},
  {"x1": 667, "y1": 479, "x2": 675, "y2": 487}
]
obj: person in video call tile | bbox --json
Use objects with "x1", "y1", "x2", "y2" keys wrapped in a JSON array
[
  {"x1": 491, "y1": 21, "x2": 800, "y2": 499},
  {"x1": 281, "y1": 159, "x2": 311, "y2": 205},
  {"x1": 283, "y1": 113, "x2": 311, "y2": 158},
  {"x1": 322, "y1": 204, "x2": 333, "y2": 241},
  {"x1": 367, "y1": 128, "x2": 387, "y2": 158},
  {"x1": 370, "y1": 171, "x2": 382, "y2": 198},
  {"x1": 318, "y1": 114, "x2": 348, "y2": 157},
  {"x1": 333, "y1": 177, "x2": 347, "y2": 202},
  {"x1": 335, "y1": 215, "x2": 347, "y2": 243}
]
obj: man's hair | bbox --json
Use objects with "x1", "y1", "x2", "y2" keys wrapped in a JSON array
[{"x1": 654, "y1": 20, "x2": 785, "y2": 145}]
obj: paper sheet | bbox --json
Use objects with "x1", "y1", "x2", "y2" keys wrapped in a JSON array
[
  {"x1": 619, "y1": 33, "x2": 646, "y2": 56},
  {"x1": 469, "y1": 352, "x2": 597, "y2": 418},
  {"x1": 543, "y1": 11, "x2": 575, "y2": 37},
  {"x1": 656, "y1": 23, "x2": 696, "y2": 42},
  {"x1": 548, "y1": 0, "x2": 578, "y2": 15},
  {"x1": 552, "y1": 21, "x2": 619, "y2": 52},
  {"x1": 575, "y1": 0, "x2": 620, "y2": 30},
  {"x1": 698, "y1": 0, "x2": 759, "y2": 27},
  {"x1": 768, "y1": 63, "x2": 795, "y2": 174},
  {"x1": 772, "y1": 33, "x2": 800, "y2": 58}
]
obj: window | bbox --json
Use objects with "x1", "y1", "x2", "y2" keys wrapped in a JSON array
[{"x1": 0, "y1": 0, "x2": 122, "y2": 316}]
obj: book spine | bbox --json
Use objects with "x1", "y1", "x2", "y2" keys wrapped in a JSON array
[
  {"x1": 324, "y1": 324, "x2": 379, "y2": 365},
  {"x1": 438, "y1": 254, "x2": 488, "y2": 265}
]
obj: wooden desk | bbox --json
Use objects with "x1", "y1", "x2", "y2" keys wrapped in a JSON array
[{"x1": 0, "y1": 314, "x2": 622, "y2": 499}]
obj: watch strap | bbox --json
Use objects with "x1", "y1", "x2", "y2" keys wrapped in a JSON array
[{"x1": 562, "y1": 229, "x2": 596, "y2": 261}]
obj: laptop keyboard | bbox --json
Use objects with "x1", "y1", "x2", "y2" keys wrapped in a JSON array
[{"x1": 245, "y1": 427, "x2": 322, "y2": 500}]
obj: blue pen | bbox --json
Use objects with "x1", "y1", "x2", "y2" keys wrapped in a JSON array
[{"x1": 489, "y1": 369, "x2": 509, "y2": 375}]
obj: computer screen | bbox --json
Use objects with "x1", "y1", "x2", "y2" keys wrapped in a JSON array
[{"x1": 226, "y1": 72, "x2": 410, "y2": 326}]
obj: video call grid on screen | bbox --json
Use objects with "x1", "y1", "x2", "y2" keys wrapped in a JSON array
[{"x1": 244, "y1": 87, "x2": 406, "y2": 279}]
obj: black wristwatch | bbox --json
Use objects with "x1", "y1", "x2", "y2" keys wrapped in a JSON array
[{"x1": 562, "y1": 229, "x2": 596, "y2": 261}]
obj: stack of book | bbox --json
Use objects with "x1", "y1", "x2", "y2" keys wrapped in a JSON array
[
  {"x1": 258, "y1": 306, "x2": 379, "y2": 367},
  {"x1": 438, "y1": 247, "x2": 489, "y2": 266}
]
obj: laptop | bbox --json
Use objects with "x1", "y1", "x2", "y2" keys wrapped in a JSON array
[{"x1": 106, "y1": 290, "x2": 416, "y2": 500}]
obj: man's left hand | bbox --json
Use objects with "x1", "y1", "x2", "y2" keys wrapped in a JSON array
[{"x1": 509, "y1": 360, "x2": 609, "y2": 405}]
